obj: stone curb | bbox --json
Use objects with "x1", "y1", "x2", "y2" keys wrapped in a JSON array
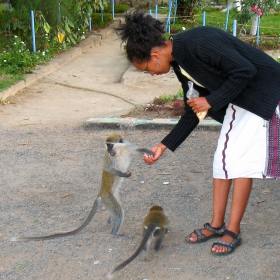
[
  {"x1": 0, "y1": 24, "x2": 116, "y2": 100},
  {"x1": 84, "y1": 117, "x2": 221, "y2": 131}
]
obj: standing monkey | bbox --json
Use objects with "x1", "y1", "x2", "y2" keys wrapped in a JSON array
[
  {"x1": 107, "y1": 205, "x2": 169, "y2": 279},
  {"x1": 11, "y1": 134, "x2": 154, "y2": 242}
]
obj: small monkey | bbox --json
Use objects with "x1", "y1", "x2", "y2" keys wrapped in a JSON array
[
  {"x1": 11, "y1": 134, "x2": 154, "y2": 242},
  {"x1": 107, "y1": 205, "x2": 169, "y2": 279}
]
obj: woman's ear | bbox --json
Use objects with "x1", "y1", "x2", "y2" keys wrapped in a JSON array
[{"x1": 150, "y1": 48, "x2": 159, "y2": 59}]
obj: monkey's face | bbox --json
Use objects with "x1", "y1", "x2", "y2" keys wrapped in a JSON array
[
  {"x1": 106, "y1": 142, "x2": 126, "y2": 157},
  {"x1": 105, "y1": 135, "x2": 124, "y2": 157},
  {"x1": 106, "y1": 143, "x2": 116, "y2": 156}
]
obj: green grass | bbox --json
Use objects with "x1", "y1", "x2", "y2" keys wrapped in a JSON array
[
  {"x1": 158, "y1": 7, "x2": 168, "y2": 14},
  {"x1": 0, "y1": 73, "x2": 24, "y2": 92},
  {"x1": 103, "y1": 4, "x2": 130, "y2": 13},
  {"x1": 166, "y1": 9, "x2": 280, "y2": 51},
  {"x1": 91, "y1": 13, "x2": 112, "y2": 28},
  {"x1": 193, "y1": 8, "x2": 236, "y2": 30},
  {"x1": 159, "y1": 88, "x2": 184, "y2": 101},
  {"x1": 0, "y1": 3, "x2": 7, "y2": 12},
  {"x1": 259, "y1": 12, "x2": 280, "y2": 35},
  {"x1": 191, "y1": 9, "x2": 280, "y2": 35}
]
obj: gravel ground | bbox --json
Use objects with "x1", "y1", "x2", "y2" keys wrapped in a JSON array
[{"x1": 1, "y1": 126, "x2": 279, "y2": 280}]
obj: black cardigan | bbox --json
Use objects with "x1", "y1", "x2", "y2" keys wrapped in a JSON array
[{"x1": 162, "y1": 26, "x2": 280, "y2": 152}]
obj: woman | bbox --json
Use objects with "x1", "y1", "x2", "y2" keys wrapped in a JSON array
[{"x1": 116, "y1": 10, "x2": 280, "y2": 255}]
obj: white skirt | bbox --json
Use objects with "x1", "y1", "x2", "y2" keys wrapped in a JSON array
[{"x1": 213, "y1": 103, "x2": 267, "y2": 179}]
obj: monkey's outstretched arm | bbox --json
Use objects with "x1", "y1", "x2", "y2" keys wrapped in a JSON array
[
  {"x1": 135, "y1": 148, "x2": 155, "y2": 155},
  {"x1": 107, "y1": 225, "x2": 159, "y2": 279},
  {"x1": 11, "y1": 196, "x2": 102, "y2": 242}
]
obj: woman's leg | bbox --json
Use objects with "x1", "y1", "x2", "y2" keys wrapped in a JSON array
[
  {"x1": 211, "y1": 178, "x2": 252, "y2": 252},
  {"x1": 189, "y1": 178, "x2": 231, "y2": 242}
]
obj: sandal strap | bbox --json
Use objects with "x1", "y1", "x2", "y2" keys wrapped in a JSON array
[
  {"x1": 204, "y1": 222, "x2": 226, "y2": 235},
  {"x1": 212, "y1": 239, "x2": 240, "y2": 251},
  {"x1": 221, "y1": 229, "x2": 240, "y2": 239},
  {"x1": 193, "y1": 229, "x2": 205, "y2": 241}
]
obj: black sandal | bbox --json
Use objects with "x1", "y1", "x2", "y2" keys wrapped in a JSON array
[
  {"x1": 187, "y1": 222, "x2": 226, "y2": 244},
  {"x1": 211, "y1": 229, "x2": 242, "y2": 255}
]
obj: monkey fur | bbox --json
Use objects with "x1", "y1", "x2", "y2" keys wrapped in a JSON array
[
  {"x1": 11, "y1": 134, "x2": 154, "y2": 242},
  {"x1": 107, "y1": 205, "x2": 169, "y2": 279}
]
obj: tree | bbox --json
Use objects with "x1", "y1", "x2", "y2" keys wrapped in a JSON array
[{"x1": 176, "y1": 0, "x2": 202, "y2": 20}]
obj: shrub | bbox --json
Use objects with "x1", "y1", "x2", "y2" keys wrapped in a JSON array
[
  {"x1": 91, "y1": 13, "x2": 113, "y2": 28},
  {"x1": 103, "y1": 4, "x2": 130, "y2": 13},
  {"x1": 0, "y1": 35, "x2": 52, "y2": 75}
]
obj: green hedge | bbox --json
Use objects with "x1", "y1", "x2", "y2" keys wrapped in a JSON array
[{"x1": 91, "y1": 13, "x2": 112, "y2": 28}]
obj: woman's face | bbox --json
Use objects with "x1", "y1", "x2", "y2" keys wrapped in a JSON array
[{"x1": 133, "y1": 55, "x2": 171, "y2": 76}]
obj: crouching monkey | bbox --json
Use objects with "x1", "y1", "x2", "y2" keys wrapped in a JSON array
[{"x1": 107, "y1": 205, "x2": 169, "y2": 279}]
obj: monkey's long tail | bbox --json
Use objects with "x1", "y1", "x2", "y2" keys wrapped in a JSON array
[
  {"x1": 10, "y1": 197, "x2": 101, "y2": 242},
  {"x1": 107, "y1": 225, "x2": 159, "y2": 279}
]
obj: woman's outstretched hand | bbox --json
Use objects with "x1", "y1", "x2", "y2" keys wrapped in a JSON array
[{"x1": 143, "y1": 143, "x2": 167, "y2": 165}]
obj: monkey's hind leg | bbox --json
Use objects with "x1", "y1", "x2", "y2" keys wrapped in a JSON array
[
  {"x1": 154, "y1": 236, "x2": 164, "y2": 251},
  {"x1": 142, "y1": 235, "x2": 153, "y2": 261},
  {"x1": 104, "y1": 193, "x2": 129, "y2": 238},
  {"x1": 154, "y1": 227, "x2": 167, "y2": 250}
]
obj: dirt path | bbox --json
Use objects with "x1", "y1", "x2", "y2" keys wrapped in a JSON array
[{"x1": 0, "y1": 29, "x2": 181, "y2": 130}]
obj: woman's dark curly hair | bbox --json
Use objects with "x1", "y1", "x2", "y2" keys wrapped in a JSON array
[{"x1": 116, "y1": 10, "x2": 166, "y2": 63}]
